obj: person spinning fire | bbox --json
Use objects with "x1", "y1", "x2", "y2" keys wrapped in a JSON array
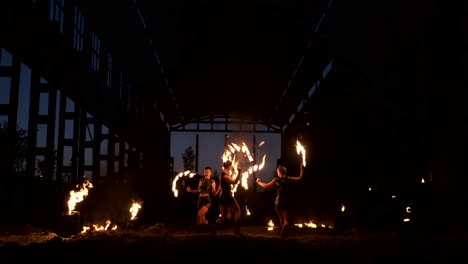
[
  {"x1": 256, "y1": 162, "x2": 304, "y2": 238},
  {"x1": 186, "y1": 166, "x2": 220, "y2": 231},
  {"x1": 213, "y1": 160, "x2": 243, "y2": 236}
]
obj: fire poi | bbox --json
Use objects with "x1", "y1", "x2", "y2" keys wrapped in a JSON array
[
  {"x1": 172, "y1": 170, "x2": 196, "y2": 197},
  {"x1": 222, "y1": 141, "x2": 267, "y2": 192}
]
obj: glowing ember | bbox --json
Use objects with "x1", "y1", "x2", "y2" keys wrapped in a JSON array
[
  {"x1": 172, "y1": 170, "x2": 196, "y2": 197},
  {"x1": 258, "y1": 141, "x2": 265, "y2": 146},
  {"x1": 67, "y1": 180, "x2": 93, "y2": 215},
  {"x1": 295, "y1": 140, "x2": 306, "y2": 167},
  {"x1": 267, "y1": 219, "x2": 275, "y2": 231},
  {"x1": 129, "y1": 201, "x2": 142, "y2": 220}
]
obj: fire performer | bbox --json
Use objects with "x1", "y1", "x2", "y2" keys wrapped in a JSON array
[
  {"x1": 214, "y1": 160, "x2": 243, "y2": 236},
  {"x1": 186, "y1": 167, "x2": 220, "y2": 231},
  {"x1": 256, "y1": 162, "x2": 304, "y2": 238}
]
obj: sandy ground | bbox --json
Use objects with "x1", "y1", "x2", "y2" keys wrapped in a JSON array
[{"x1": 0, "y1": 222, "x2": 467, "y2": 264}]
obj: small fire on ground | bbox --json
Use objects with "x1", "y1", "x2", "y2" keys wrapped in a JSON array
[{"x1": 65, "y1": 179, "x2": 143, "y2": 234}]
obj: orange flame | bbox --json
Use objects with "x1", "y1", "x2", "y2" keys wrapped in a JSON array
[
  {"x1": 67, "y1": 180, "x2": 93, "y2": 215},
  {"x1": 222, "y1": 141, "x2": 267, "y2": 192},
  {"x1": 92, "y1": 220, "x2": 117, "y2": 231},
  {"x1": 172, "y1": 170, "x2": 196, "y2": 197},
  {"x1": 267, "y1": 219, "x2": 275, "y2": 231},
  {"x1": 304, "y1": 220, "x2": 317, "y2": 228},
  {"x1": 81, "y1": 220, "x2": 118, "y2": 233},
  {"x1": 129, "y1": 201, "x2": 142, "y2": 220},
  {"x1": 295, "y1": 140, "x2": 306, "y2": 167}
]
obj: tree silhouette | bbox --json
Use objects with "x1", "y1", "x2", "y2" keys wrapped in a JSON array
[
  {"x1": 0, "y1": 121, "x2": 31, "y2": 178},
  {"x1": 181, "y1": 146, "x2": 195, "y2": 171}
]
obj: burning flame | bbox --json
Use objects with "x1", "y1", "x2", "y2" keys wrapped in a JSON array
[
  {"x1": 93, "y1": 220, "x2": 118, "y2": 231},
  {"x1": 267, "y1": 219, "x2": 275, "y2": 231},
  {"x1": 81, "y1": 201, "x2": 141, "y2": 233},
  {"x1": 81, "y1": 220, "x2": 118, "y2": 233},
  {"x1": 295, "y1": 220, "x2": 318, "y2": 228},
  {"x1": 68, "y1": 180, "x2": 93, "y2": 215},
  {"x1": 222, "y1": 141, "x2": 267, "y2": 192},
  {"x1": 172, "y1": 170, "x2": 196, "y2": 197},
  {"x1": 295, "y1": 140, "x2": 306, "y2": 167},
  {"x1": 304, "y1": 220, "x2": 317, "y2": 228},
  {"x1": 341, "y1": 204, "x2": 345, "y2": 212},
  {"x1": 129, "y1": 201, "x2": 142, "y2": 220}
]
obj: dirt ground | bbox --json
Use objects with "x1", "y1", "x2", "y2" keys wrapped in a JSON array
[{"x1": 0, "y1": 222, "x2": 467, "y2": 264}]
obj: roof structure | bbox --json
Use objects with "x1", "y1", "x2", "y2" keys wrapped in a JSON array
[{"x1": 133, "y1": 0, "x2": 329, "y2": 129}]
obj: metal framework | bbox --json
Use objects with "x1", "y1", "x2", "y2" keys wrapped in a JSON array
[{"x1": 170, "y1": 114, "x2": 282, "y2": 133}]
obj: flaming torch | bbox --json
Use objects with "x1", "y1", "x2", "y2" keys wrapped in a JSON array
[{"x1": 295, "y1": 140, "x2": 306, "y2": 167}]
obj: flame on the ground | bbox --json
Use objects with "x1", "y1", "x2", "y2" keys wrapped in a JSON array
[
  {"x1": 81, "y1": 220, "x2": 118, "y2": 233},
  {"x1": 93, "y1": 220, "x2": 117, "y2": 232},
  {"x1": 80, "y1": 201, "x2": 142, "y2": 233},
  {"x1": 245, "y1": 205, "x2": 251, "y2": 216},
  {"x1": 267, "y1": 219, "x2": 274, "y2": 231},
  {"x1": 295, "y1": 140, "x2": 306, "y2": 167},
  {"x1": 129, "y1": 201, "x2": 142, "y2": 220},
  {"x1": 304, "y1": 220, "x2": 317, "y2": 228},
  {"x1": 295, "y1": 220, "x2": 330, "y2": 229},
  {"x1": 172, "y1": 170, "x2": 196, "y2": 197},
  {"x1": 68, "y1": 180, "x2": 93, "y2": 215}
]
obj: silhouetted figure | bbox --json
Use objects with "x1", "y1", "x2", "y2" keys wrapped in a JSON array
[
  {"x1": 186, "y1": 167, "x2": 220, "y2": 231},
  {"x1": 257, "y1": 162, "x2": 304, "y2": 238},
  {"x1": 214, "y1": 160, "x2": 243, "y2": 235}
]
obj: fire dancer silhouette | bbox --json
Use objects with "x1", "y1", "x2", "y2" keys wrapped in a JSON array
[
  {"x1": 186, "y1": 166, "x2": 220, "y2": 231},
  {"x1": 256, "y1": 162, "x2": 304, "y2": 238},
  {"x1": 214, "y1": 160, "x2": 243, "y2": 236}
]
